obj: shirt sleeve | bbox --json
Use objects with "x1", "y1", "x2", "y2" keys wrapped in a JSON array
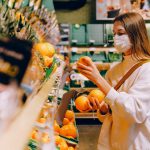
[
  {"x1": 105, "y1": 64, "x2": 150, "y2": 123},
  {"x1": 96, "y1": 68, "x2": 113, "y2": 123}
]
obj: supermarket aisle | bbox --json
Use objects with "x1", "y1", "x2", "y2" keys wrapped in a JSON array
[{"x1": 77, "y1": 125, "x2": 101, "y2": 150}]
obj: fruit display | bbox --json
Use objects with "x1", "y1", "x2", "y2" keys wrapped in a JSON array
[
  {"x1": 26, "y1": 59, "x2": 66, "y2": 150},
  {"x1": 0, "y1": 0, "x2": 61, "y2": 86},
  {"x1": 33, "y1": 42, "x2": 57, "y2": 78},
  {"x1": 0, "y1": 0, "x2": 60, "y2": 44},
  {"x1": 0, "y1": 1, "x2": 79, "y2": 150},
  {"x1": 28, "y1": 100, "x2": 55, "y2": 148},
  {"x1": 54, "y1": 110, "x2": 78, "y2": 150},
  {"x1": 22, "y1": 41, "x2": 58, "y2": 90},
  {"x1": 29, "y1": 109, "x2": 78, "y2": 150},
  {"x1": 33, "y1": 43, "x2": 55, "y2": 58}
]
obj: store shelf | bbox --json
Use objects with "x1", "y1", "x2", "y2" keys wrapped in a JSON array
[
  {"x1": 71, "y1": 47, "x2": 116, "y2": 53},
  {"x1": 75, "y1": 112, "x2": 97, "y2": 119},
  {"x1": 70, "y1": 87, "x2": 97, "y2": 92}
]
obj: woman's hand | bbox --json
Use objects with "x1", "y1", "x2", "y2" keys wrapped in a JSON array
[
  {"x1": 88, "y1": 96, "x2": 109, "y2": 114},
  {"x1": 77, "y1": 58, "x2": 102, "y2": 85},
  {"x1": 77, "y1": 57, "x2": 112, "y2": 95}
]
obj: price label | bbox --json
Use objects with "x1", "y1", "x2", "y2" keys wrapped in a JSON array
[
  {"x1": 89, "y1": 47, "x2": 96, "y2": 51},
  {"x1": 72, "y1": 47, "x2": 78, "y2": 52}
]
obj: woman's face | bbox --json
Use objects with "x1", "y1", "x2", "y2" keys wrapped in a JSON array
[
  {"x1": 113, "y1": 21, "x2": 131, "y2": 55},
  {"x1": 113, "y1": 21, "x2": 126, "y2": 36}
]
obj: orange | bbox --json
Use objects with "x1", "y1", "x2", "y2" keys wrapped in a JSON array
[
  {"x1": 68, "y1": 121, "x2": 74, "y2": 125},
  {"x1": 66, "y1": 136, "x2": 74, "y2": 139},
  {"x1": 67, "y1": 125, "x2": 77, "y2": 138},
  {"x1": 31, "y1": 129, "x2": 40, "y2": 141},
  {"x1": 42, "y1": 132, "x2": 49, "y2": 137},
  {"x1": 59, "y1": 140, "x2": 68, "y2": 150},
  {"x1": 55, "y1": 135, "x2": 63, "y2": 145},
  {"x1": 63, "y1": 118, "x2": 70, "y2": 125},
  {"x1": 31, "y1": 130, "x2": 38, "y2": 140},
  {"x1": 41, "y1": 137, "x2": 50, "y2": 143},
  {"x1": 65, "y1": 110, "x2": 75, "y2": 122},
  {"x1": 54, "y1": 120, "x2": 60, "y2": 134},
  {"x1": 38, "y1": 117, "x2": 46, "y2": 124},
  {"x1": 75, "y1": 95, "x2": 90, "y2": 112},
  {"x1": 98, "y1": 0, "x2": 103, "y2": 2},
  {"x1": 60, "y1": 124, "x2": 77, "y2": 138},
  {"x1": 41, "y1": 132, "x2": 50, "y2": 143},
  {"x1": 33, "y1": 42, "x2": 55, "y2": 57},
  {"x1": 68, "y1": 147, "x2": 75, "y2": 150},
  {"x1": 78, "y1": 56, "x2": 92, "y2": 66},
  {"x1": 43, "y1": 56, "x2": 53, "y2": 67},
  {"x1": 88, "y1": 89, "x2": 105, "y2": 103}
]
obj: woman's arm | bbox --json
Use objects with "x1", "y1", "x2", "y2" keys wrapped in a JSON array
[
  {"x1": 77, "y1": 58, "x2": 150, "y2": 123},
  {"x1": 77, "y1": 58, "x2": 112, "y2": 95}
]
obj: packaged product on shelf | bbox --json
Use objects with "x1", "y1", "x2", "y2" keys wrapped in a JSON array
[{"x1": 27, "y1": 58, "x2": 66, "y2": 150}]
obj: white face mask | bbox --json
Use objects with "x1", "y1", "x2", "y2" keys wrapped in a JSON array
[{"x1": 114, "y1": 34, "x2": 132, "y2": 53}]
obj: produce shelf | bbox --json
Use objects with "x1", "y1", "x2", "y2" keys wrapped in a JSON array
[{"x1": 75, "y1": 112, "x2": 97, "y2": 119}]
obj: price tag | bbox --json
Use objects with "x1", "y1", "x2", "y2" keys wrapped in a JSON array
[
  {"x1": 109, "y1": 48, "x2": 116, "y2": 52},
  {"x1": 89, "y1": 40, "x2": 95, "y2": 43},
  {"x1": 72, "y1": 47, "x2": 78, "y2": 52},
  {"x1": 89, "y1": 47, "x2": 96, "y2": 51}
]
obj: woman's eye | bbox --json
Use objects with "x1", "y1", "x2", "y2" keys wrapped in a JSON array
[
  {"x1": 117, "y1": 33, "x2": 125, "y2": 36},
  {"x1": 113, "y1": 32, "x2": 125, "y2": 36}
]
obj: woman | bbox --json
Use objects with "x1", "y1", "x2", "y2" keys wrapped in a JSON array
[
  {"x1": 0, "y1": 38, "x2": 32, "y2": 135},
  {"x1": 77, "y1": 12, "x2": 150, "y2": 150}
]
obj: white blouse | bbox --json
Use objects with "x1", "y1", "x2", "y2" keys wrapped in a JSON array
[{"x1": 98, "y1": 55, "x2": 150, "y2": 150}]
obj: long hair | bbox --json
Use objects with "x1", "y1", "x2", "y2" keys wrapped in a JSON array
[{"x1": 114, "y1": 12, "x2": 150, "y2": 60}]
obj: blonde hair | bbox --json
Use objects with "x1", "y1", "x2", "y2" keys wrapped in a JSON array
[{"x1": 114, "y1": 12, "x2": 150, "y2": 60}]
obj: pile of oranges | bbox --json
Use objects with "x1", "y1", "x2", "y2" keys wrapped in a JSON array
[
  {"x1": 33, "y1": 42, "x2": 55, "y2": 68},
  {"x1": 54, "y1": 110, "x2": 77, "y2": 139},
  {"x1": 55, "y1": 135, "x2": 76, "y2": 150},
  {"x1": 54, "y1": 110, "x2": 77, "y2": 150},
  {"x1": 30, "y1": 128, "x2": 50, "y2": 144},
  {"x1": 30, "y1": 109, "x2": 78, "y2": 148},
  {"x1": 75, "y1": 89, "x2": 105, "y2": 112},
  {"x1": 30, "y1": 102, "x2": 54, "y2": 144}
]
